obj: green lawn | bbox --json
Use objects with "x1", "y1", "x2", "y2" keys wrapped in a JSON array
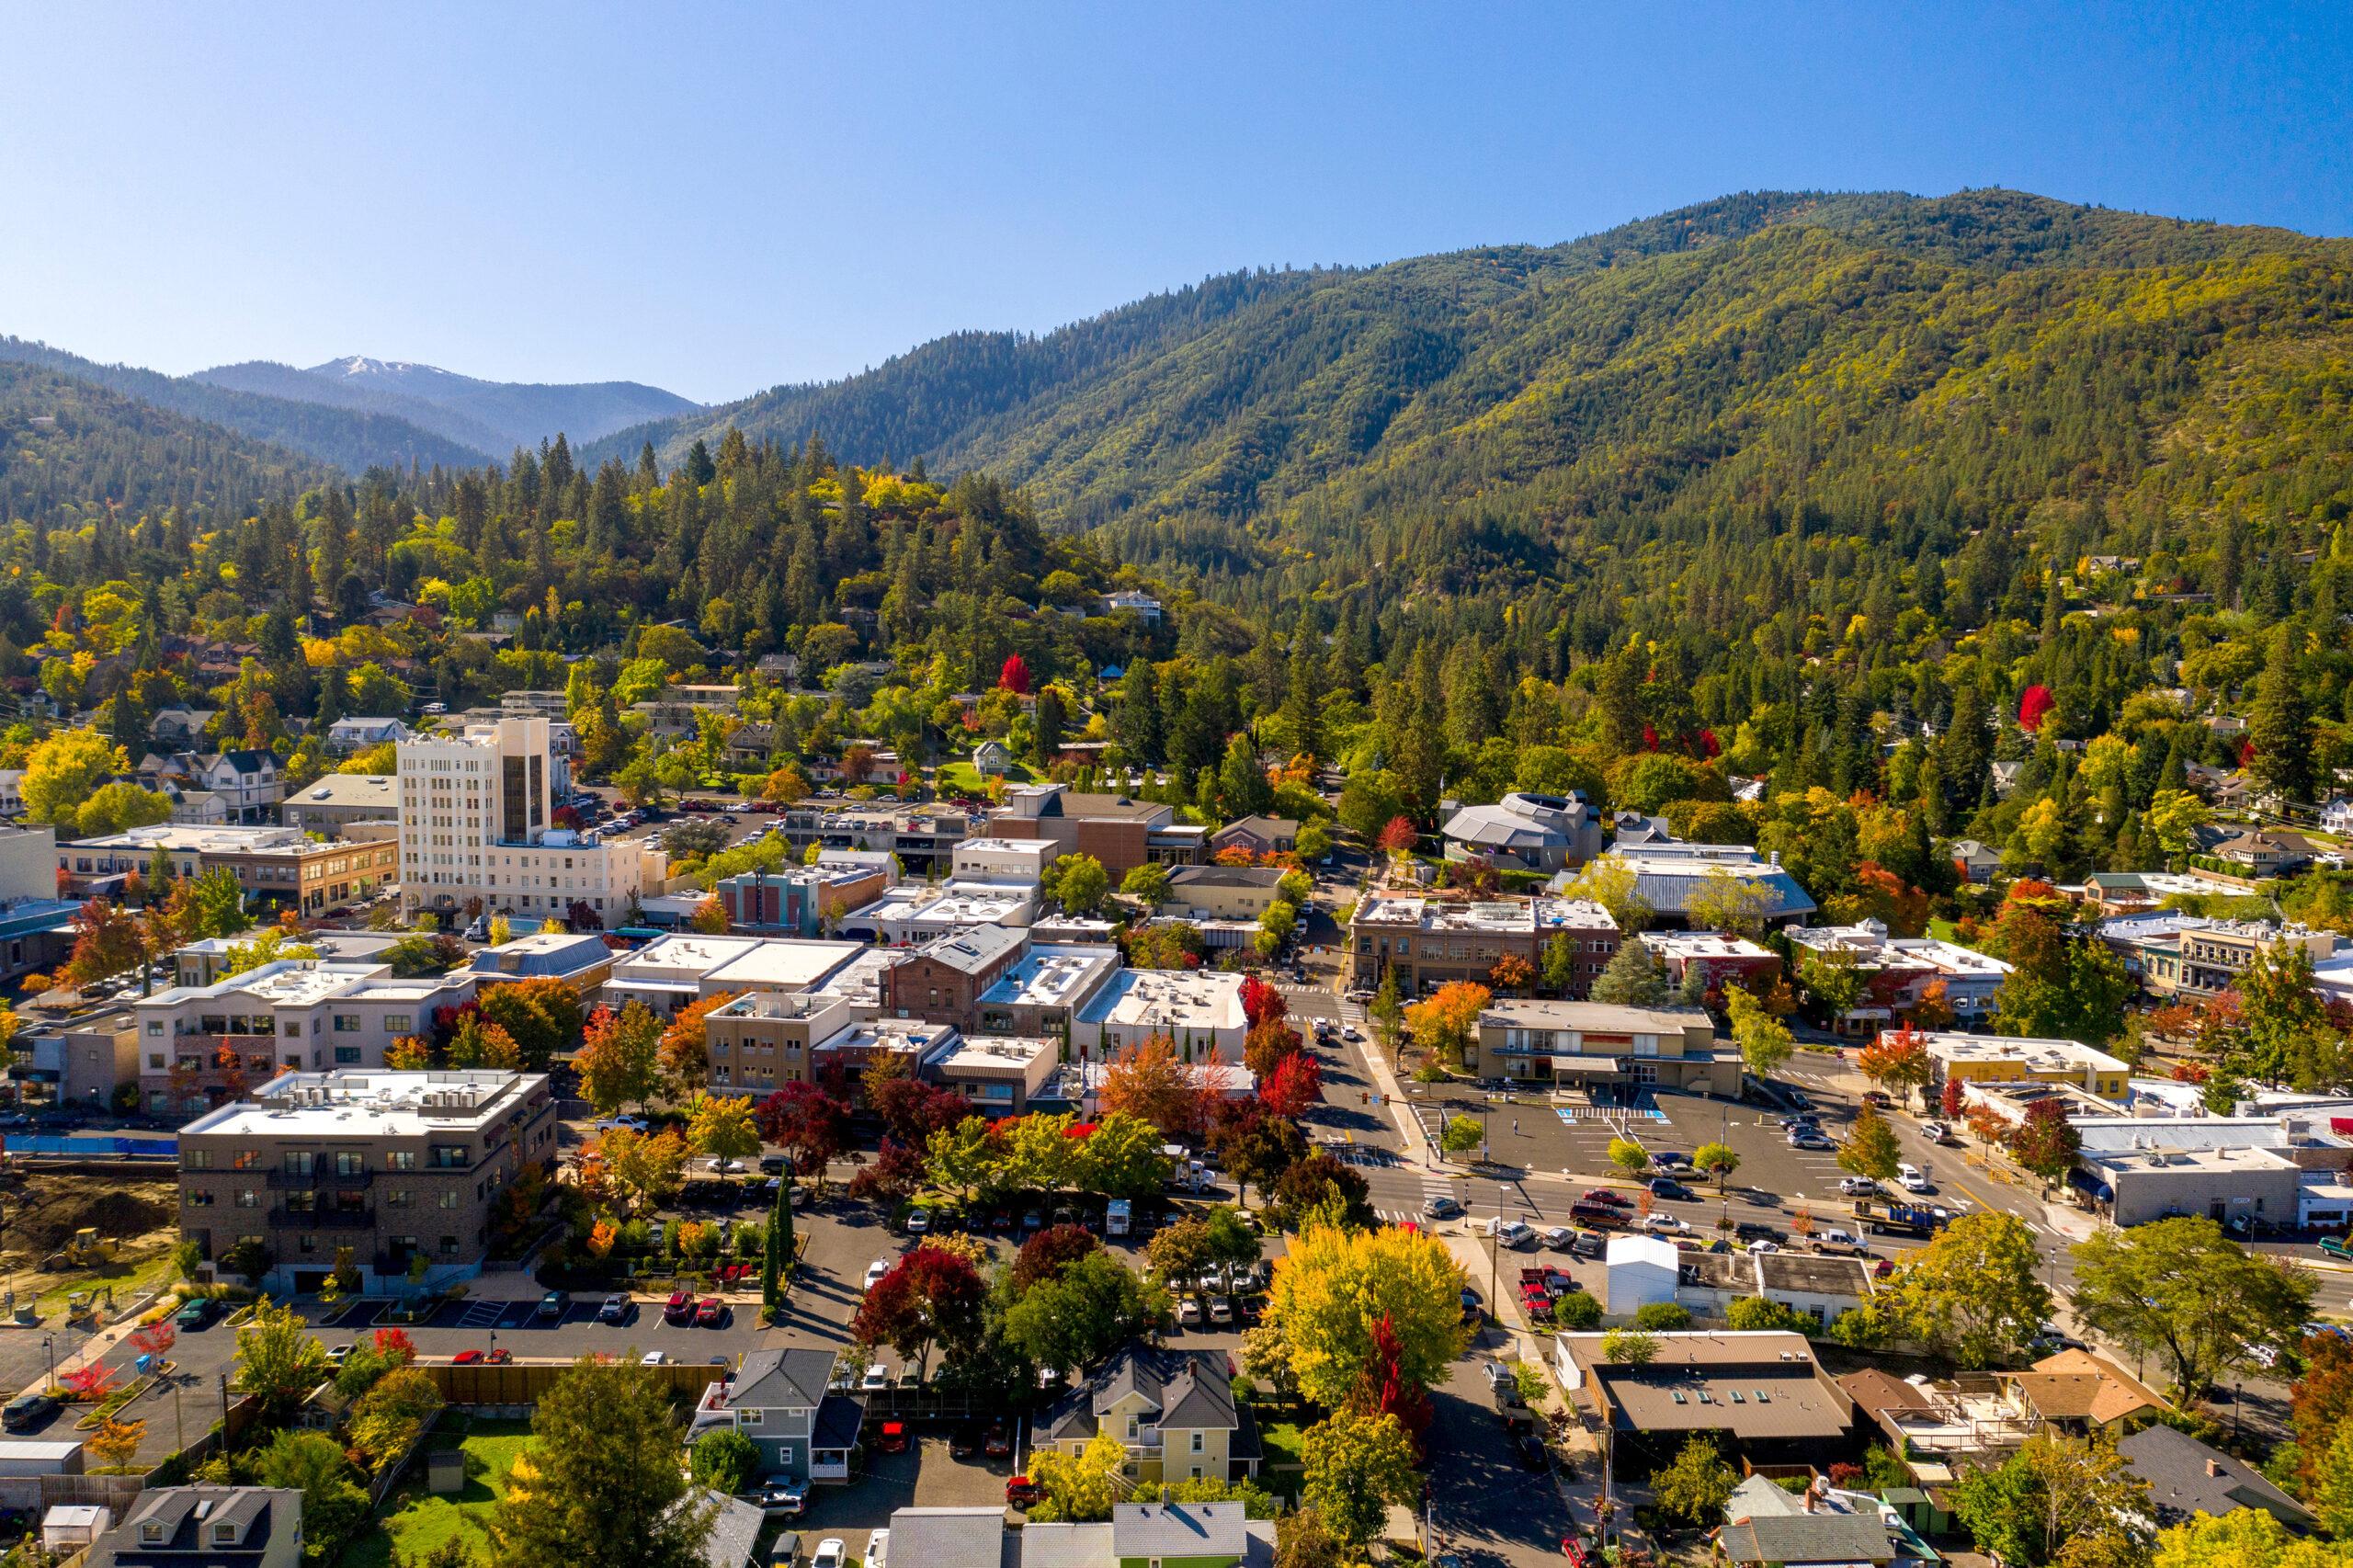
[
  {"x1": 934, "y1": 759, "x2": 1031, "y2": 795},
  {"x1": 1927, "y1": 917, "x2": 1961, "y2": 942},
  {"x1": 340, "y1": 1419, "x2": 536, "y2": 1568},
  {"x1": 1255, "y1": 1416, "x2": 1305, "y2": 1500}
]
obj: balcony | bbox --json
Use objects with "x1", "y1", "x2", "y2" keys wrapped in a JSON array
[
  {"x1": 267, "y1": 1168, "x2": 376, "y2": 1191},
  {"x1": 268, "y1": 1207, "x2": 377, "y2": 1230}
]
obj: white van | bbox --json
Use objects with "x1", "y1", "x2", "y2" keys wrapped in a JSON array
[{"x1": 1106, "y1": 1199, "x2": 1131, "y2": 1237}]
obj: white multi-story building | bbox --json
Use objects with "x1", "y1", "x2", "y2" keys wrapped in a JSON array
[{"x1": 397, "y1": 718, "x2": 663, "y2": 925}]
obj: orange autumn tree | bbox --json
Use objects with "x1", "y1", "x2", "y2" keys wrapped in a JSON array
[
  {"x1": 1100, "y1": 1034, "x2": 1203, "y2": 1139},
  {"x1": 1403, "y1": 981, "x2": 1490, "y2": 1070},
  {"x1": 660, "y1": 992, "x2": 737, "y2": 1100},
  {"x1": 1858, "y1": 1025, "x2": 1935, "y2": 1108}
]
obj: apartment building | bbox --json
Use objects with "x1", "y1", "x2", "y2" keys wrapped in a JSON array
[
  {"x1": 602, "y1": 933, "x2": 864, "y2": 1016},
  {"x1": 881, "y1": 924, "x2": 1029, "y2": 1030},
  {"x1": 133, "y1": 960, "x2": 478, "y2": 1119},
  {"x1": 925, "y1": 1033, "x2": 1061, "y2": 1116},
  {"x1": 987, "y1": 783, "x2": 1206, "y2": 877},
  {"x1": 1348, "y1": 895, "x2": 1619, "y2": 997},
  {"x1": 281, "y1": 773, "x2": 399, "y2": 835},
  {"x1": 178, "y1": 1068, "x2": 556, "y2": 1296},
  {"x1": 397, "y1": 718, "x2": 663, "y2": 924},
  {"x1": 1472, "y1": 998, "x2": 1733, "y2": 1092},
  {"x1": 131, "y1": 750, "x2": 282, "y2": 824},
  {"x1": 2131, "y1": 920, "x2": 2337, "y2": 1001},
  {"x1": 60, "y1": 824, "x2": 399, "y2": 917},
  {"x1": 950, "y1": 836, "x2": 1059, "y2": 886}
]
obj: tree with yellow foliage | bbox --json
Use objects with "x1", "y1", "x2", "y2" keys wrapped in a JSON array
[{"x1": 1264, "y1": 1221, "x2": 1469, "y2": 1407}]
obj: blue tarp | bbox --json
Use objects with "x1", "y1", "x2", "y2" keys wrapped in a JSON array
[{"x1": 4, "y1": 1134, "x2": 177, "y2": 1159}]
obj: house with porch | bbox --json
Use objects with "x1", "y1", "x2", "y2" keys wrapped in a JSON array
[
  {"x1": 1037, "y1": 1346, "x2": 1262, "y2": 1486},
  {"x1": 689, "y1": 1346, "x2": 865, "y2": 1483}
]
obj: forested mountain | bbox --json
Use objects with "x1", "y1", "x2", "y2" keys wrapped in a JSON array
[
  {"x1": 191, "y1": 359, "x2": 510, "y2": 460},
  {"x1": 0, "y1": 336, "x2": 481, "y2": 473}
]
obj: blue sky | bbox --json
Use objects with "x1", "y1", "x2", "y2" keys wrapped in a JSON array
[{"x1": 4, "y1": 2, "x2": 2348, "y2": 403}]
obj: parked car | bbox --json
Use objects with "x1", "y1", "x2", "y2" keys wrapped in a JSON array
[
  {"x1": 1745, "y1": 1240, "x2": 1785, "y2": 1255},
  {"x1": 642, "y1": 1351, "x2": 665, "y2": 1366},
  {"x1": 1176, "y1": 1297, "x2": 1202, "y2": 1327},
  {"x1": 813, "y1": 1539, "x2": 847, "y2": 1568},
  {"x1": 870, "y1": 1529, "x2": 892, "y2": 1568},
  {"x1": 1006, "y1": 1477, "x2": 1043, "y2": 1508},
  {"x1": 864, "y1": 1258, "x2": 892, "y2": 1291},
  {"x1": 594, "y1": 1115, "x2": 651, "y2": 1134},
  {"x1": 1491, "y1": 1219, "x2": 1537, "y2": 1248},
  {"x1": 1642, "y1": 1213, "x2": 1688, "y2": 1234},
  {"x1": 1511, "y1": 1427, "x2": 1552, "y2": 1471},
  {"x1": 1862, "y1": 1090, "x2": 1892, "y2": 1108},
  {"x1": 536, "y1": 1290, "x2": 569, "y2": 1320},
  {"x1": 3, "y1": 1393, "x2": 58, "y2": 1432},
  {"x1": 1208, "y1": 1297, "x2": 1235, "y2": 1324},
  {"x1": 665, "y1": 1290, "x2": 696, "y2": 1325},
  {"x1": 175, "y1": 1297, "x2": 221, "y2": 1330},
  {"x1": 860, "y1": 1363, "x2": 889, "y2": 1391},
  {"x1": 757, "y1": 1475, "x2": 809, "y2": 1516},
  {"x1": 1482, "y1": 1360, "x2": 1516, "y2": 1392},
  {"x1": 877, "y1": 1421, "x2": 909, "y2": 1454},
  {"x1": 1838, "y1": 1176, "x2": 1880, "y2": 1198},
  {"x1": 696, "y1": 1297, "x2": 724, "y2": 1327},
  {"x1": 1647, "y1": 1176, "x2": 1695, "y2": 1201},
  {"x1": 1810, "y1": 1228, "x2": 1865, "y2": 1255},
  {"x1": 983, "y1": 1421, "x2": 1013, "y2": 1458},
  {"x1": 905, "y1": 1207, "x2": 932, "y2": 1234},
  {"x1": 598, "y1": 1293, "x2": 632, "y2": 1324},
  {"x1": 1790, "y1": 1131, "x2": 1836, "y2": 1152},
  {"x1": 1784, "y1": 1088, "x2": 1813, "y2": 1111},
  {"x1": 1649, "y1": 1151, "x2": 1694, "y2": 1171},
  {"x1": 949, "y1": 1426, "x2": 982, "y2": 1460},
  {"x1": 1540, "y1": 1226, "x2": 1575, "y2": 1250},
  {"x1": 1580, "y1": 1188, "x2": 1632, "y2": 1208}
]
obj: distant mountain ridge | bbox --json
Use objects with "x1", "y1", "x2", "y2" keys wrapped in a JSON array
[{"x1": 196, "y1": 355, "x2": 701, "y2": 459}]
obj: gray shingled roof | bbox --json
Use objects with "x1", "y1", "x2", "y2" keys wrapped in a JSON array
[
  {"x1": 1111, "y1": 1504, "x2": 1247, "y2": 1560},
  {"x1": 2118, "y1": 1423, "x2": 2316, "y2": 1529},
  {"x1": 885, "y1": 1509, "x2": 1019, "y2": 1568},
  {"x1": 729, "y1": 1346, "x2": 836, "y2": 1411},
  {"x1": 1714, "y1": 1513, "x2": 1897, "y2": 1564},
  {"x1": 1041, "y1": 1346, "x2": 1239, "y2": 1444},
  {"x1": 917, "y1": 923, "x2": 1027, "y2": 975}
]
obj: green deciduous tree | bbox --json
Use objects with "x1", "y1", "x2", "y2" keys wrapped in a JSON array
[
  {"x1": 2071, "y1": 1216, "x2": 2316, "y2": 1400},
  {"x1": 1837, "y1": 1107, "x2": 1903, "y2": 1183},
  {"x1": 491, "y1": 1357, "x2": 713, "y2": 1568},
  {"x1": 1649, "y1": 1435, "x2": 1738, "y2": 1529},
  {"x1": 232, "y1": 1298, "x2": 332, "y2": 1428},
  {"x1": 1948, "y1": 1434, "x2": 2150, "y2": 1568},
  {"x1": 1884, "y1": 1211, "x2": 2051, "y2": 1369},
  {"x1": 1300, "y1": 1412, "x2": 1418, "y2": 1550}
]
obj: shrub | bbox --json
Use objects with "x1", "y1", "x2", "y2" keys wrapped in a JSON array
[
  {"x1": 1553, "y1": 1292, "x2": 1601, "y2": 1330},
  {"x1": 1632, "y1": 1302, "x2": 1691, "y2": 1331}
]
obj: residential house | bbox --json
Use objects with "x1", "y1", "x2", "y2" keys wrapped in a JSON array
[
  {"x1": 1663, "y1": 1249, "x2": 1879, "y2": 1328},
  {"x1": 1836, "y1": 1368, "x2": 2035, "y2": 1482},
  {"x1": 1208, "y1": 816, "x2": 1298, "y2": 858},
  {"x1": 1037, "y1": 1346, "x2": 1261, "y2": 1485},
  {"x1": 1946, "y1": 839, "x2": 2001, "y2": 884},
  {"x1": 188, "y1": 751, "x2": 282, "y2": 824},
  {"x1": 2212, "y1": 830, "x2": 2313, "y2": 878},
  {"x1": 1995, "y1": 1349, "x2": 2168, "y2": 1437},
  {"x1": 1787, "y1": 923, "x2": 2012, "y2": 1033},
  {"x1": 1101, "y1": 588, "x2": 1162, "y2": 623},
  {"x1": 324, "y1": 717, "x2": 411, "y2": 754},
  {"x1": 147, "y1": 706, "x2": 219, "y2": 748},
  {"x1": 2117, "y1": 1423, "x2": 2315, "y2": 1532},
  {"x1": 2322, "y1": 797, "x2": 2353, "y2": 837},
  {"x1": 1712, "y1": 1514, "x2": 1900, "y2": 1568},
  {"x1": 85, "y1": 1487, "x2": 303, "y2": 1568},
  {"x1": 689, "y1": 1346, "x2": 863, "y2": 1483},
  {"x1": 972, "y1": 740, "x2": 1017, "y2": 778}
]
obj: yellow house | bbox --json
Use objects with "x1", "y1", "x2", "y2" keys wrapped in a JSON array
[
  {"x1": 1917, "y1": 1030, "x2": 2131, "y2": 1100},
  {"x1": 1038, "y1": 1346, "x2": 1262, "y2": 1485}
]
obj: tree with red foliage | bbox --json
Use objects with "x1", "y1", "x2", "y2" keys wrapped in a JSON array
[
  {"x1": 1239, "y1": 974, "x2": 1287, "y2": 1029},
  {"x1": 1376, "y1": 816, "x2": 1418, "y2": 855},
  {"x1": 1939, "y1": 1078, "x2": 1965, "y2": 1119},
  {"x1": 1011, "y1": 1222, "x2": 1100, "y2": 1290},
  {"x1": 370, "y1": 1326, "x2": 415, "y2": 1364},
  {"x1": 848, "y1": 1244, "x2": 987, "y2": 1379},
  {"x1": 999, "y1": 654, "x2": 1031, "y2": 696},
  {"x1": 2006, "y1": 1098, "x2": 2080, "y2": 1183},
  {"x1": 129, "y1": 1323, "x2": 176, "y2": 1361},
  {"x1": 847, "y1": 1138, "x2": 927, "y2": 1209},
  {"x1": 62, "y1": 1361, "x2": 118, "y2": 1401},
  {"x1": 2018, "y1": 685, "x2": 2055, "y2": 732},
  {"x1": 1261, "y1": 1052, "x2": 1324, "y2": 1119},
  {"x1": 754, "y1": 1081, "x2": 853, "y2": 1194},
  {"x1": 1858, "y1": 1026, "x2": 1934, "y2": 1108},
  {"x1": 1349, "y1": 1312, "x2": 1435, "y2": 1459},
  {"x1": 870, "y1": 1076, "x2": 971, "y2": 1146}
]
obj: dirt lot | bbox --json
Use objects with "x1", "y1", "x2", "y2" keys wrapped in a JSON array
[{"x1": 0, "y1": 1171, "x2": 182, "y2": 1320}]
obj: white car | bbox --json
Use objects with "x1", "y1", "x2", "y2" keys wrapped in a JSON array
[
  {"x1": 860, "y1": 1362, "x2": 890, "y2": 1391},
  {"x1": 1492, "y1": 1219, "x2": 1536, "y2": 1248},
  {"x1": 1341, "y1": 1026, "x2": 1363, "y2": 1042},
  {"x1": 1745, "y1": 1240, "x2": 1783, "y2": 1255},
  {"x1": 1642, "y1": 1213, "x2": 1688, "y2": 1234},
  {"x1": 1839, "y1": 1176, "x2": 1880, "y2": 1198},
  {"x1": 1898, "y1": 1164, "x2": 1933, "y2": 1193},
  {"x1": 1177, "y1": 1297, "x2": 1202, "y2": 1326},
  {"x1": 814, "y1": 1540, "x2": 847, "y2": 1568},
  {"x1": 868, "y1": 1528, "x2": 891, "y2": 1568},
  {"x1": 864, "y1": 1258, "x2": 892, "y2": 1291},
  {"x1": 641, "y1": 1350, "x2": 665, "y2": 1366}
]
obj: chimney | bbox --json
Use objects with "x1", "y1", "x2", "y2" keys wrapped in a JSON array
[{"x1": 2206, "y1": 1459, "x2": 2225, "y2": 1478}]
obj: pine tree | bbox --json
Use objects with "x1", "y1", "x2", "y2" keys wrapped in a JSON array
[{"x1": 2247, "y1": 623, "x2": 2315, "y2": 805}]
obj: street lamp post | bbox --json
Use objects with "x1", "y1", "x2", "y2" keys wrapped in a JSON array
[{"x1": 40, "y1": 1334, "x2": 54, "y2": 1391}]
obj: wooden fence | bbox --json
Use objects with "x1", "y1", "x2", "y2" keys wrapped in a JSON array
[{"x1": 421, "y1": 1359, "x2": 730, "y2": 1409}]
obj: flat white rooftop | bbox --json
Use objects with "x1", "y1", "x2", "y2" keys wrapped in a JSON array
[
  {"x1": 977, "y1": 945, "x2": 1120, "y2": 1008},
  {"x1": 1920, "y1": 1031, "x2": 2126, "y2": 1074},
  {"x1": 705, "y1": 938, "x2": 865, "y2": 992},
  {"x1": 181, "y1": 1069, "x2": 540, "y2": 1138}
]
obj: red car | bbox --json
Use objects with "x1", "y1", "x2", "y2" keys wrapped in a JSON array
[
  {"x1": 451, "y1": 1348, "x2": 511, "y2": 1365},
  {"x1": 1006, "y1": 1476, "x2": 1042, "y2": 1507},
  {"x1": 1581, "y1": 1188, "x2": 1633, "y2": 1208},
  {"x1": 695, "y1": 1297, "x2": 724, "y2": 1327},
  {"x1": 452, "y1": 1349, "x2": 483, "y2": 1365},
  {"x1": 983, "y1": 1421, "x2": 1012, "y2": 1458},
  {"x1": 664, "y1": 1290, "x2": 695, "y2": 1325},
  {"x1": 878, "y1": 1420, "x2": 909, "y2": 1454}
]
